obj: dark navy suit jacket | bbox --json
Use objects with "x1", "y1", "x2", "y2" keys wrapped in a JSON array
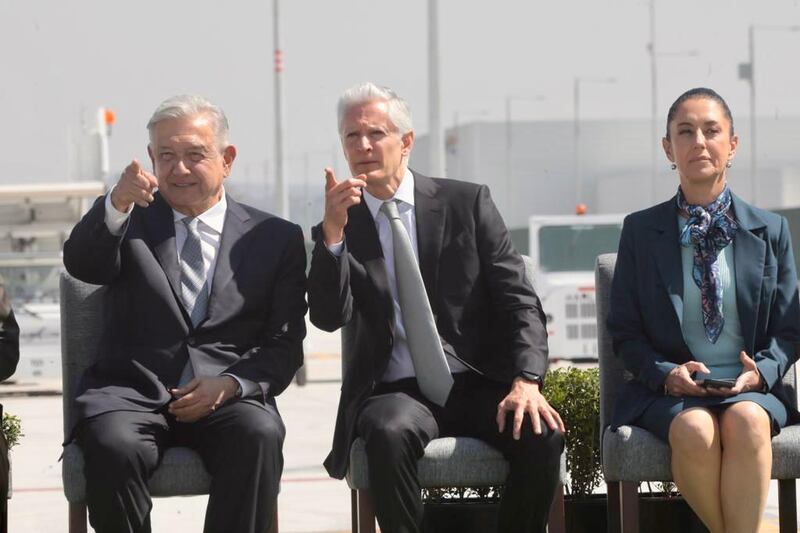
[
  {"x1": 63, "y1": 192, "x2": 307, "y2": 436},
  {"x1": 607, "y1": 193, "x2": 800, "y2": 428}
]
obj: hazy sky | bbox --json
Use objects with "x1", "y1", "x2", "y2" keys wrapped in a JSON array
[{"x1": 2, "y1": 0, "x2": 800, "y2": 192}]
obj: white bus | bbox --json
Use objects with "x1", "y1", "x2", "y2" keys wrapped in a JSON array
[{"x1": 528, "y1": 214, "x2": 624, "y2": 361}]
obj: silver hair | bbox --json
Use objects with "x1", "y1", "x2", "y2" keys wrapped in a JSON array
[
  {"x1": 146, "y1": 94, "x2": 230, "y2": 150},
  {"x1": 337, "y1": 82, "x2": 413, "y2": 136}
]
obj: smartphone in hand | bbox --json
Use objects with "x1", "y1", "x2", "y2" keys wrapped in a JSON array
[{"x1": 702, "y1": 378, "x2": 736, "y2": 389}]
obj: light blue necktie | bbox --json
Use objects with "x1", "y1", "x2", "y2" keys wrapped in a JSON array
[{"x1": 381, "y1": 200, "x2": 453, "y2": 406}]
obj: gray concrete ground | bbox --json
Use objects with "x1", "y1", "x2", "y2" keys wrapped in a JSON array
[{"x1": 0, "y1": 324, "x2": 793, "y2": 531}]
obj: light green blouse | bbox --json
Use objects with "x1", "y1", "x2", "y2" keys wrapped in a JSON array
[{"x1": 679, "y1": 217, "x2": 745, "y2": 380}]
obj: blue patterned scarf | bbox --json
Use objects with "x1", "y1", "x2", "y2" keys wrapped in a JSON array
[{"x1": 676, "y1": 186, "x2": 739, "y2": 344}]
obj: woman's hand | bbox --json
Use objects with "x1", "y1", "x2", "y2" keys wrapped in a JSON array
[
  {"x1": 709, "y1": 351, "x2": 764, "y2": 397},
  {"x1": 664, "y1": 361, "x2": 709, "y2": 397}
]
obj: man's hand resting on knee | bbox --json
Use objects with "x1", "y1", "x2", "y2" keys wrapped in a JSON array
[
  {"x1": 168, "y1": 376, "x2": 239, "y2": 423},
  {"x1": 496, "y1": 377, "x2": 565, "y2": 439}
]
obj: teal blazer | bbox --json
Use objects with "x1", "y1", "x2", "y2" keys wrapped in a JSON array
[{"x1": 607, "y1": 193, "x2": 800, "y2": 428}]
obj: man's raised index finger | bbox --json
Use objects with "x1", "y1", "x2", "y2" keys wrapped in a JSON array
[
  {"x1": 141, "y1": 170, "x2": 159, "y2": 189},
  {"x1": 324, "y1": 168, "x2": 338, "y2": 190},
  {"x1": 122, "y1": 161, "x2": 138, "y2": 177}
]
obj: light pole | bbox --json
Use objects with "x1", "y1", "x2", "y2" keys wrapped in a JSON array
[
  {"x1": 427, "y1": 0, "x2": 445, "y2": 177},
  {"x1": 505, "y1": 94, "x2": 545, "y2": 219},
  {"x1": 648, "y1": 0, "x2": 657, "y2": 206},
  {"x1": 96, "y1": 107, "x2": 115, "y2": 182},
  {"x1": 646, "y1": 0, "x2": 699, "y2": 203},
  {"x1": 574, "y1": 77, "x2": 615, "y2": 209},
  {"x1": 739, "y1": 24, "x2": 800, "y2": 207},
  {"x1": 272, "y1": 0, "x2": 289, "y2": 219}
]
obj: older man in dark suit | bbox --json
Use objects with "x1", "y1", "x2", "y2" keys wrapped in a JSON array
[
  {"x1": 63, "y1": 95, "x2": 307, "y2": 533},
  {"x1": 308, "y1": 82, "x2": 564, "y2": 533}
]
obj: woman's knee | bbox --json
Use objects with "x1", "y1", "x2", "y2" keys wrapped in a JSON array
[
  {"x1": 719, "y1": 402, "x2": 771, "y2": 453},
  {"x1": 668, "y1": 408, "x2": 719, "y2": 455}
]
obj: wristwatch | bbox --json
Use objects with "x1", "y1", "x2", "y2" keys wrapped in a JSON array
[{"x1": 519, "y1": 372, "x2": 543, "y2": 386}]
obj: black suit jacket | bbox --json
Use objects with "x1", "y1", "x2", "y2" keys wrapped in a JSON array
[
  {"x1": 607, "y1": 193, "x2": 800, "y2": 428},
  {"x1": 307, "y1": 171, "x2": 548, "y2": 478},
  {"x1": 63, "y1": 192, "x2": 307, "y2": 435},
  {"x1": 0, "y1": 311, "x2": 19, "y2": 382}
]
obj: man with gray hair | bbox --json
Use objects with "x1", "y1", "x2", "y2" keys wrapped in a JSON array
[
  {"x1": 308, "y1": 82, "x2": 564, "y2": 532},
  {"x1": 64, "y1": 94, "x2": 307, "y2": 533}
]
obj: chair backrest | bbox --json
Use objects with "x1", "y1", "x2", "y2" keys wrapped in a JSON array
[
  {"x1": 784, "y1": 362, "x2": 798, "y2": 410},
  {"x1": 340, "y1": 254, "x2": 537, "y2": 373},
  {"x1": 595, "y1": 252, "x2": 799, "y2": 431},
  {"x1": 60, "y1": 272, "x2": 107, "y2": 439},
  {"x1": 595, "y1": 253, "x2": 624, "y2": 431}
]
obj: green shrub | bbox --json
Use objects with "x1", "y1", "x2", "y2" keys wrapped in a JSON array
[
  {"x1": 2, "y1": 412, "x2": 23, "y2": 450},
  {"x1": 544, "y1": 367, "x2": 601, "y2": 497}
]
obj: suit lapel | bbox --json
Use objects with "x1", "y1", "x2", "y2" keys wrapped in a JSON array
[
  {"x1": 205, "y1": 195, "x2": 251, "y2": 324},
  {"x1": 346, "y1": 200, "x2": 395, "y2": 319},
  {"x1": 731, "y1": 194, "x2": 767, "y2": 354},
  {"x1": 650, "y1": 198, "x2": 685, "y2": 327},
  {"x1": 144, "y1": 194, "x2": 182, "y2": 303},
  {"x1": 413, "y1": 172, "x2": 445, "y2": 305}
]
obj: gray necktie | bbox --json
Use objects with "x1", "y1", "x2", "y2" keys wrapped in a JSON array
[
  {"x1": 380, "y1": 200, "x2": 453, "y2": 406},
  {"x1": 178, "y1": 217, "x2": 208, "y2": 386},
  {"x1": 180, "y1": 217, "x2": 209, "y2": 327}
]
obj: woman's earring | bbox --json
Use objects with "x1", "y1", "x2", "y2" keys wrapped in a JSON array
[
  {"x1": 726, "y1": 160, "x2": 732, "y2": 168},
  {"x1": 670, "y1": 163, "x2": 677, "y2": 170}
]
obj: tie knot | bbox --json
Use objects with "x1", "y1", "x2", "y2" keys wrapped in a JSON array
[
  {"x1": 380, "y1": 200, "x2": 401, "y2": 220},
  {"x1": 182, "y1": 217, "x2": 199, "y2": 231}
]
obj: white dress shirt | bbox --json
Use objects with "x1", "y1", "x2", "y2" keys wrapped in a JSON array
[
  {"x1": 327, "y1": 169, "x2": 466, "y2": 382},
  {"x1": 104, "y1": 190, "x2": 257, "y2": 397}
]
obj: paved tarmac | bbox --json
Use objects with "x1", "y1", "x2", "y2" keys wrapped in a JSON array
[{"x1": 0, "y1": 324, "x2": 794, "y2": 532}]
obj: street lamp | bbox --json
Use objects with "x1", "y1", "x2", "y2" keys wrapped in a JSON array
[
  {"x1": 646, "y1": 1, "x2": 699, "y2": 203},
  {"x1": 272, "y1": 0, "x2": 289, "y2": 219},
  {"x1": 505, "y1": 94, "x2": 545, "y2": 220},
  {"x1": 573, "y1": 77, "x2": 616, "y2": 208},
  {"x1": 649, "y1": 48, "x2": 699, "y2": 202},
  {"x1": 739, "y1": 24, "x2": 800, "y2": 207},
  {"x1": 427, "y1": 0, "x2": 445, "y2": 178}
]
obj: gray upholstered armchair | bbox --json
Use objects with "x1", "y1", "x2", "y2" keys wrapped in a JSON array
[
  {"x1": 596, "y1": 252, "x2": 800, "y2": 533},
  {"x1": 344, "y1": 255, "x2": 567, "y2": 533},
  {"x1": 59, "y1": 272, "x2": 279, "y2": 533}
]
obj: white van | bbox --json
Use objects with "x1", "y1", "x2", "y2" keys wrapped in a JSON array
[{"x1": 528, "y1": 214, "x2": 624, "y2": 361}]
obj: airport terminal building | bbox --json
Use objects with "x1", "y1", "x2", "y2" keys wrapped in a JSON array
[{"x1": 411, "y1": 116, "x2": 800, "y2": 231}]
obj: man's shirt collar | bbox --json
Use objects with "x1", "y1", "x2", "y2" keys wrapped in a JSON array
[
  {"x1": 172, "y1": 189, "x2": 228, "y2": 234},
  {"x1": 363, "y1": 168, "x2": 415, "y2": 219}
]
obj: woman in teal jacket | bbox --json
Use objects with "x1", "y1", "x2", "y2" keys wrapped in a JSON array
[{"x1": 608, "y1": 87, "x2": 800, "y2": 533}]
